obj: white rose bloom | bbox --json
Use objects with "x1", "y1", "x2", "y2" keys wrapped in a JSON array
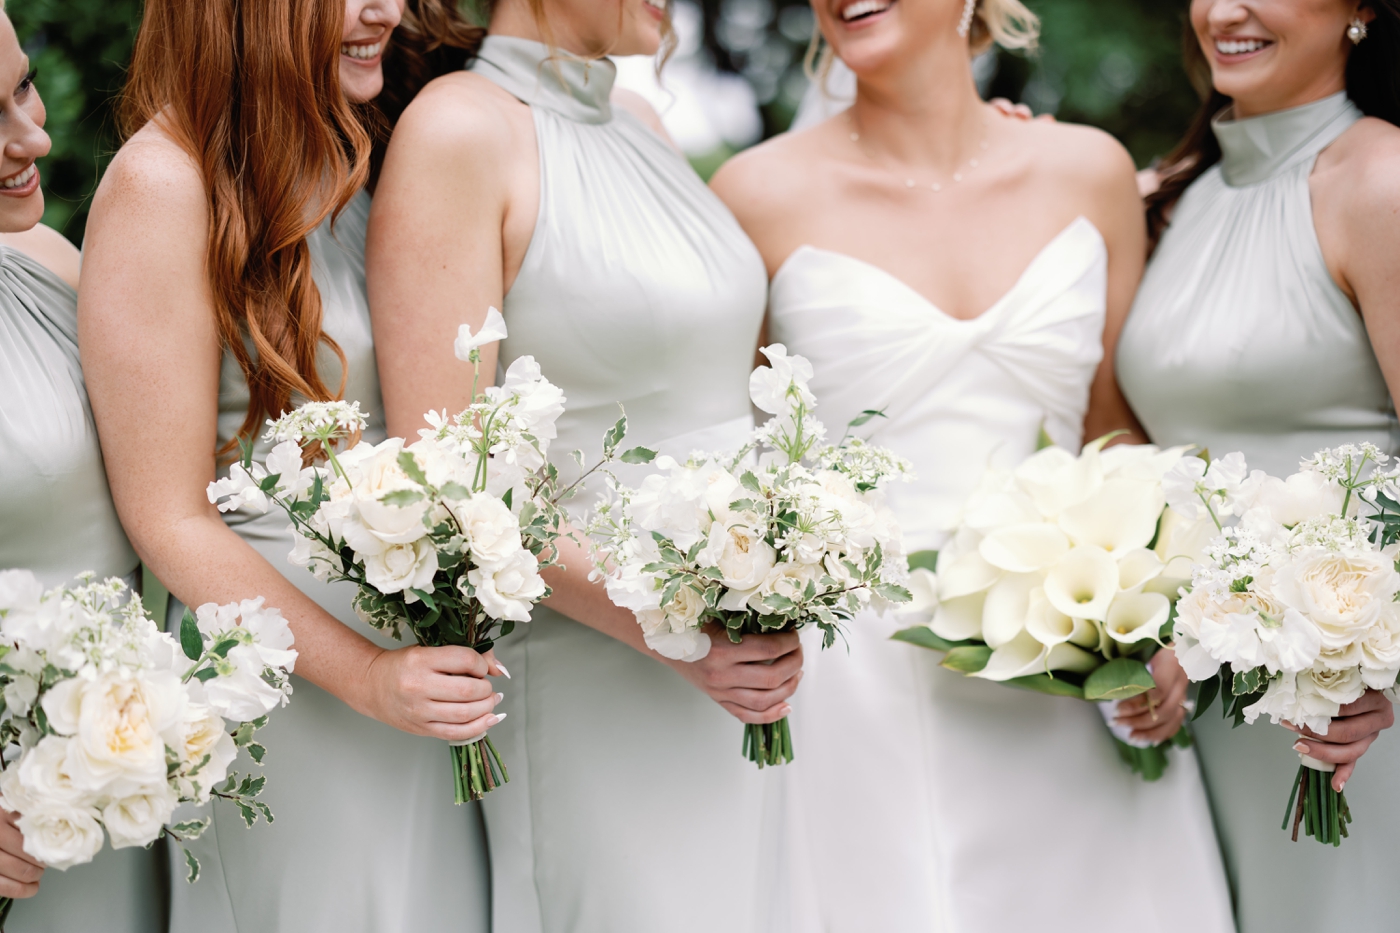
[
  {"x1": 0, "y1": 763, "x2": 37, "y2": 815},
  {"x1": 102, "y1": 783, "x2": 179, "y2": 850},
  {"x1": 0, "y1": 568, "x2": 43, "y2": 613},
  {"x1": 705, "y1": 520, "x2": 777, "y2": 609},
  {"x1": 639, "y1": 607, "x2": 713, "y2": 662},
  {"x1": 46, "y1": 671, "x2": 184, "y2": 797},
  {"x1": 176, "y1": 705, "x2": 237, "y2": 800},
  {"x1": 1302, "y1": 664, "x2": 1367, "y2": 708},
  {"x1": 17, "y1": 803, "x2": 105, "y2": 870},
  {"x1": 343, "y1": 440, "x2": 431, "y2": 553},
  {"x1": 469, "y1": 548, "x2": 546, "y2": 622},
  {"x1": 363, "y1": 538, "x2": 439, "y2": 597},
  {"x1": 604, "y1": 543, "x2": 665, "y2": 615},
  {"x1": 748, "y1": 561, "x2": 821, "y2": 613},
  {"x1": 451, "y1": 494, "x2": 524, "y2": 568},
  {"x1": 203, "y1": 644, "x2": 294, "y2": 721},
  {"x1": 16, "y1": 735, "x2": 89, "y2": 807},
  {"x1": 1272, "y1": 549, "x2": 1398, "y2": 653}
]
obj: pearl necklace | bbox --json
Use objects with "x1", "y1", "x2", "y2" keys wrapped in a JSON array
[{"x1": 847, "y1": 112, "x2": 991, "y2": 194}]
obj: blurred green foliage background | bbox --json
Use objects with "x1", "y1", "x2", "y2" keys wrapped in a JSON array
[{"x1": 19, "y1": 0, "x2": 1200, "y2": 246}]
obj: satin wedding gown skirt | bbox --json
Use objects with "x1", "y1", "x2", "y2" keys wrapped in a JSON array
[{"x1": 765, "y1": 217, "x2": 1235, "y2": 932}]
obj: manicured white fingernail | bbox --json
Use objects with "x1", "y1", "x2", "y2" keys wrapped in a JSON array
[
  {"x1": 1339, "y1": 779, "x2": 1347, "y2": 791},
  {"x1": 491, "y1": 712, "x2": 507, "y2": 725},
  {"x1": 1293, "y1": 741, "x2": 1309, "y2": 754},
  {"x1": 494, "y1": 692, "x2": 505, "y2": 704},
  {"x1": 495, "y1": 661, "x2": 511, "y2": 679},
  {"x1": 780, "y1": 705, "x2": 792, "y2": 716}
]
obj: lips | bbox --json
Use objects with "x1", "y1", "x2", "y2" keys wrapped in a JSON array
[
  {"x1": 0, "y1": 163, "x2": 35, "y2": 191},
  {"x1": 341, "y1": 40, "x2": 383, "y2": 60},
  {"x1": 1214, "y1": 37, "x2": 1272, "y2": 57},
  {"x1": 840, "y1": 0, "x2": 893, "y2": 22}
]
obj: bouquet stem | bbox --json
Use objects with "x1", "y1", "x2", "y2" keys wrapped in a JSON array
[
  {"x1": 743, "y1": 717, "x2": 794, "y2": 768},
  {"x1": 0, "y1": 895, "x2": 12, "y2": 930},
  {"x1": 1283, "y1": 763, "x2": 1350, "y2": 846},
  {"x1": 451, "y1": 734, "x2": 510, "y2": 803}
]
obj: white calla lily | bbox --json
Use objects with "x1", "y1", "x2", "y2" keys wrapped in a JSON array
[
  {"x1": 1104, "y1": 591, "x2": 1170, "y2": 645},
  {"x1": 978, "y1": 523, "x2": 1070, "y2": 574},
  {"x1": 932, "y1": 592, "x2": 986, "y2": 641},
  {"x1": 1014, "y1": 441, "x2": 1105, "y2": 518},
  {"x1": 981, "y1": 573, "x2": 1040, "y2": 648},
  {"x1": 962, "y1": 486, "x2": 1041, "y2": 532},
  {"x1": 1043, "y1": 545, "x2": 1120, "y2": 622},
  {"x1": 1116, "y1": 548, "x2": 1165, "y2": 592},
  {"x1": 901, "y1": 568, "x2": 939, "y2": 619},
  {"x1": 936, "y1": 550, "x2": 1000, "y2": 600},
  {"x1": 1056, "y1": 478, "x2": 1164, "y2": 554},
  {"x1": 1023, "y1": 588, "x2": 1099, "y2": 648},
  {"x1": 975, "y1": 630, "x2": 1100, "y2": 681}
]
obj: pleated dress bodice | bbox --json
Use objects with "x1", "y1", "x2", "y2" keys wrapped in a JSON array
[
  {"x1": 167, "y1": 189, "x2": 490, "y2": 933},
  {"x1": 468, "y1": 35, "x2": 773, "y2": 933},
  {"x1": 1119, "y1": 92, "x2": 1397, "y2": 475},
  {"x1": 0, "y1": 246, "x2": 137, "y2": 586},
  {"x1": 1118, "y1": 92, "x2": 1400, "y2": 933},
  {"x1": 0, "y1": 243, "x2": 160, "y2": 932}
]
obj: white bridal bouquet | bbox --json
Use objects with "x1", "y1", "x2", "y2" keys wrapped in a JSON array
[
  {"x1": 0, "y1": 570, "x2": 295, "y2": 922},
  {"x1": 894, "y1": 435, "x2": 1209, "y2": 780},
  {"x1": 208, "y1": 309, "x2": 648, "y2": 802},
  {"x1": 589, "y1": 345, "x2": 913, "y2": 767},
  {"x1": 1165, "y1": 443, "x2": 1400, "y2": 846}
]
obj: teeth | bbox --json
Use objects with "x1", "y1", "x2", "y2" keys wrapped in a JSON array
[
  {"x1": 0, "y1": 164, "x2": 34, "y2": 189},
  {"x1": 341, "y1": 41, "x2": 383, "y2": 60},
  {"x1": 841, "y1": 0, "x2": 891, "y2": 21},
  {"x1": 644, "y1": 0, "x2": 664, "y2": 9},
  {"x1": 1216, "y1": 38, "x2": 1268, "y2": 55}
]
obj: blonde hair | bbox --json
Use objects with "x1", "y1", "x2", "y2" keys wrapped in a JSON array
[{"x1": 805, "y1": 0, "x2": 1040, "y2": 86}]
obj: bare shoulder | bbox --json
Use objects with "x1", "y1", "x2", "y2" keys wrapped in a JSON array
[
  {"x1": 394, "y1": 71, "x2": 530, "y2": 159},
  {"x1": 710, "y1": 123, "x2": 826, "y2": 225},
  {"x1": 91, "y1": 123, "x2": 207, "y2": 231},
  {"x1": 0, "y1": 223, "x2": 81, "y2": 290},
  {"x1": 1015, "y1": 117, "x2": 1138, "y2": 194},
  {"x1": 1328, "y1": 116, "x2": 1400, "y2": 219},
  {"x1": 610, "y1": 87, "x2": 670, "y2": 141}
]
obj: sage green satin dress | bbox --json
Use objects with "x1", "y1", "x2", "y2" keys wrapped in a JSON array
[
  {"x1": 1118, "y1": 92, "x2": 1400, "y2": 932},
  {"x1": 469, "y1": 36, "x2": 774, "y2": 933},
  {"x1": 165, "y1": 192, "x2": 491, "y2": 933},
  {"x1": 0, "y1": 242, "x2": 158, "y2": 931}
]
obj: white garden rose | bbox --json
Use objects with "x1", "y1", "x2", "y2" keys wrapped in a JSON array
[
  {"x1": 363, "y1": 538, "x2": 439, "y2": 597},
  {"x1": 1272, "y1": 549, "x2": 1400, "y2": 652},
  {"x1": 102, "y1": 783, "x2": 179, "y2": 850},
  {"x1": 705, "y1": 520, "x2": 777, "y2": 609},
  {"x1": 748, "y1": 561, "x2": 822, "y2": 613},
  {"x1": 45, "y1": 670, "x2": 184, "y2": 797},
  {"x1": 17, "y1": 803, "x2": 105, "y2": 869},
  {"x1": 1171, "y1": 588, "x2": 1223, "y2": 680},
  {"x1": 344, "y1": 440, "x2": 432, "y2": 551},
  {"x1": 1301, "y1": 664, "x2": 1367, "y2": 708},
  {"x1": 451, "y1": 494, "x2": 524, "y2": 568},
  {"x1": 16, "y1": 735, "x2": 88, "y2": 807},
  {"x1": 175, "y1": 705, "x2": 237, "y2": 801},
  {"x1": 468, "y1": 548, "x2": 546, "y2": 623}
]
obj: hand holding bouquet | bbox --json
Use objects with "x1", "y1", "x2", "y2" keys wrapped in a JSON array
[
  {"x1": 895, "y1": 436, "x2": 1207, "y2": 780},
  {"x1": 1165, "y1": 444, "x2": 1400, "y2": 845},
  {"x1": 209, "y1": 309, "x2": 637, "y2": 801},
  {"x1": 0, "y1": 570, "x2": 296, "y2": 922},
  {"x1": 589, "y1": 346, "x2": 913, "y2": 767}
]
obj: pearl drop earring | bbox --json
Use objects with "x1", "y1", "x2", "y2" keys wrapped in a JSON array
[
  {"x1": 957, "y1": 0, "x2": 977, "y2": 37},
  {"x1": 1347, "y1": 16, "x2": 1368, "y2": 44}
]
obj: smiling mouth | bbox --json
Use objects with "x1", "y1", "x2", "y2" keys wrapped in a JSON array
[
  {"x1": 1214, "y1": 37, "x2": 1273, "y2": 57},
  {"x1": 341, "y1": 40, "x2": 384, "y2": 61},
  {"x1": 841, "y1": 0, "x2": 894, "y2": 23},
  {"x1": 643, "y1": 0, "x2": 665, "y2": 10},
  {"x1": 0, "y1": 163, "x2": 35, "y2": 190}
]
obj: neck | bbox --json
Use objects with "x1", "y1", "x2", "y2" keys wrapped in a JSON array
[
  {"x1": 489, "y1": 3, "x2": 597, "y2": 58},
  {"x1": 1230, "y1": 72, "x2": 1348, "y2": 120},
  {"x1": 846, "y1": 40, "x2": 987, "y2": 170}
]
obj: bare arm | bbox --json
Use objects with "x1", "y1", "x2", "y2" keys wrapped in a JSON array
[
  {"x1": 79, "y1": 132, "x2": 497, "y2": 742},
  {"x1": 1081, "y1": 135, "x2": 1150, "y2": 446},
  {"x1": 368, "y1": 80, "x2": 799, "y2": 724}
]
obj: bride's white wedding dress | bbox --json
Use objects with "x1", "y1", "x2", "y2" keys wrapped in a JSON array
[{"x1": 764, "y1": 217, "x2": 1235, "y2": 932}]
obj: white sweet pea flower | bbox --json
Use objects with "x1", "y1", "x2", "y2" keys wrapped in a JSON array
[
  {"x1": 1161, "y1": 457, "x2": 1208, "y2": 519},
  {"x1": 0, "y1": 568, "x2": 43, "y2": 614},
  {"x1": 102, "y1": 783, "x2": 179, "y2": 850},
  {"x1": 202, "y1": 643, "x2": 293, "y2": 721},
  {"x1": 16, "y1": 803, "x2": 105, "y2": 870},
  {"x1": 496, "y1": 355, "x2": 566, "y2": 448},
  {"x1": 749, "y1": 344, "x2": 816, "y2": 415},
  {"x1": 206, "y1": 462, "x2": 270, "y2": 514},
  {"x1": 468, "y1": 548, "x2": 546, "y2": 622},
  {"x1": 454, "y1": 306, "x2": 509, "y2": 361}
]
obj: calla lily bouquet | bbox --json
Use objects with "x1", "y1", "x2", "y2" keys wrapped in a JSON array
[
  {"x1": 588, "y1": 345, "x2": 913, "y2": 767},
  {"x1": 1166, "y1": 443, "x2": 1400, "y2": 846},
  {"x1": 208, "y1": 309, "x2": 642, "y2": 803},
  {"x1": 0, "y1": 570, "x2": 295, "y2": 924},
  {"x1": 894, "y1": 436, "x2": 1209, "y2": 780}
]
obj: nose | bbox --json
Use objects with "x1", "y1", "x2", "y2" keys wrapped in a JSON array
[
  {"x1": 3, "y1": 99, "x2": 51, "y2": 168},
  {"x1": 360, "y1": 0, "x2": 404, "y2": 31},
  {"x1": 1205, "y1": 0, "x2": 1251, "y2": 30}
]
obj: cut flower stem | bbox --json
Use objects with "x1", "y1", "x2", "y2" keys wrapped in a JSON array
[
  {"x1": 1284, "y1": 764, "x2": 1350, "y2": 846},
  {"x1": 744, "y1": 717, "x2": 794, "y2": 768}
]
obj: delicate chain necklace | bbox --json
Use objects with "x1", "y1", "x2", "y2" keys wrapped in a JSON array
[{"x1": 847, "y1": 111, "x2": 991, "y2": 194}]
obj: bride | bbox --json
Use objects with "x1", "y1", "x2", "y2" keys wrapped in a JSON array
[{"x1": 712, "y1": 1, "x2": 1235, "y2": 930}]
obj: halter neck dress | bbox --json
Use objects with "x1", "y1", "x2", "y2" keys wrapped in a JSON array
[
  {"x1": 468, "y1": 35, "x2": 773, "y2": 933},
  {"x1": 165, "y1": 192, "x2": 490, "y2": 933},
  {"x1": 765, "y1": 218, "x2": 1233, "y2": 932},
  {"x1": 1118, "y1": 92, "x2": 1400, "y2": 933},
  {"x1": 0, "y1": 243, "x2": 159, "y2": 931}
]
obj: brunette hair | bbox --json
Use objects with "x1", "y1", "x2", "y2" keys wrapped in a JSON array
[
  {"x1": 120, "y1": 0, "x2": 371, "y2": 456},
  {"x1": 1146, "y1": 0, "x2": 1400, "y2": 248},
  {"x1": 367, "y1": 0, "x2": 486, "y2": 180}
]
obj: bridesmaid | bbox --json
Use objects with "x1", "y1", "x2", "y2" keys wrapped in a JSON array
[
  {"x1": 1119, "y1": 1, "x2": 1400, "y2": 930},
  {"x1": 366, "y1": 1, "x2": 801, "y2": 930},
  {"x1": 0, "y1": 8, "x2": 163, "y2": 930},
  {"x1": 78, "y1": 1, "x2": 496, "y2": 930}
]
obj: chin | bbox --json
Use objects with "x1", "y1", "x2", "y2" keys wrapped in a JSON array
[
  {"x1": 341, "y1": 75, "x2": 384, "y2": 105},
  {"x1": 0, "y1": 201, "x2": 44, "y2": 235}
]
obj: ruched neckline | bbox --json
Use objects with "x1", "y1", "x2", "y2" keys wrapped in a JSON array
[
  {"x1": 472, "y1": 35, "x2": 615, "y2": 125},
  {"x1": 1213, "y1": 91, "x2": 1360, "y2": 187}
]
